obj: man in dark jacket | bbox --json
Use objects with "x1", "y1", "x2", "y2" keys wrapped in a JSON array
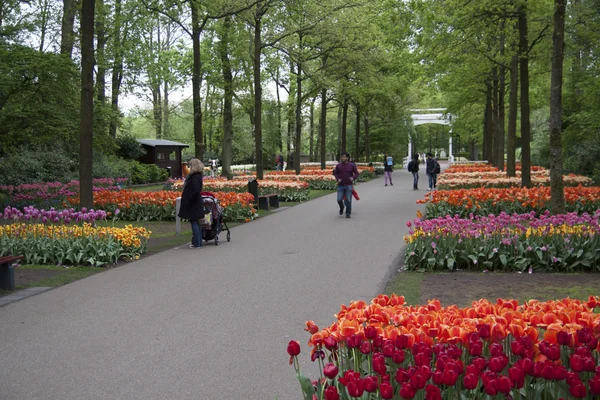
[
  {"x1": 425, "y1": 152, "x2": 439, "y2": 191},
  {"x1": 333, "y1": 152, "x2": 359, "y2": 218},
  {"x1": 383, "y1": 154, "x2": 393, "y2": 186},
  {"x1": 178, "y1": 158, "x2": 204, "y2": 248}
]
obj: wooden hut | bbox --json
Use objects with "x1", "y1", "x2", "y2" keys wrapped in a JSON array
[{"x1": 136, "y1": 139, "x2": 189, "y2": 178}]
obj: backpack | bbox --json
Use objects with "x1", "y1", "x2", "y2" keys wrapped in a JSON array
[
  {"x1": 407, "y1": 160, "x2": 418, "y2": 173},
  {"x1": 433, "y1": 160, "x2": 440, "y2": 174}
]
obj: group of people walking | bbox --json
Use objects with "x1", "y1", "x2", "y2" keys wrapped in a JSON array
[{"x1": 332, "y1": 151, "x2": 441, "y2": 219}]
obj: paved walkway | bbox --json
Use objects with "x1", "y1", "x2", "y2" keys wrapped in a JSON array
[{"x1": 0, "y1": 165, "x2": 433, "y2": 400}]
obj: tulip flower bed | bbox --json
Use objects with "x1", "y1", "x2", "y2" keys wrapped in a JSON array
[
  {"x1": 403, "y1": 211, "x2": 600, "y2": 272},
  {"x1": 0, "y1": 178, "x2": 128, "y2": 209},
  {"x1": 289, "y1": 295, "x2": 600, "y2": 400},
  {"x1": 168, "y1": 178, "x2": 311, "y2": 201},
  {"x1": 3, "y1": 206, "x2": 107, "y2": 224},
  {"x1": 0, "y1": 223, "x2": 150, "y2": 266},
  {"x1": 419, "y1": 186, "x2": 600, "y2": 218},
  {"x1": 67, "y1": 190, "x2": 257, "y2": 222},
  {"x1": 436, "y1": 174, "x2": 592, "y2": 190}
]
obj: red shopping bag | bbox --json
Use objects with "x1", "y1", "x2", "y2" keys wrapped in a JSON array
[{"x1": 352, "y1": 188, "x2": 360, "y2": 200}]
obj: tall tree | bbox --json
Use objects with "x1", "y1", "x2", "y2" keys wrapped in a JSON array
[
  {"x1": 549, "y1": 0, "x2": 566, "y2": 213},
  {"x1": 79, "y1": 0, "x2": 95, "y2": 208},
  {"x1": 60, "y1": 0, "x2": 77, "y2": 57},
  {"x1": 518, "y1": 2, "x2": 532, "y2": 187}
]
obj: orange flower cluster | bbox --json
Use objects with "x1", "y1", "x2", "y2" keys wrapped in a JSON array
[
  {"x1": 67, "y1": 189, "x2": 179, "y2": 208},
  {"x1": 307, "y1": 295, "x2": 600, "y2": 354},
  {"x1": 417, "y1": 186, "x2": 600, "y2": 209}
]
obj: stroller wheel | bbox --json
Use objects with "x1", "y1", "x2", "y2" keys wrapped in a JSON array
[
  {"x1": 215, "y1": 236, "x2": 219, "y2": 246},
  {"x1": 227, "y1": 232, "x2": 231, "y2": 242}
]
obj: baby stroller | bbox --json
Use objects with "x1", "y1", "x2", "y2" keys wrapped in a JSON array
[{"x1": 200, "y1": 191, "x2": 231, "y2": 245}]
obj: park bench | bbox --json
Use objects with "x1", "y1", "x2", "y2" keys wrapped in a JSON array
[
  {"x1": 258, "y1": 194, "x2": 279, "y2": 211},
  {"x1": 0, "y1": 255, "x2": 24, "y2": 291}
]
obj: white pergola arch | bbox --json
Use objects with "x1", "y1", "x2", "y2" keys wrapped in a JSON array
[{"x1": 409, "y1": 108, "x2": 454, "y2": 162}]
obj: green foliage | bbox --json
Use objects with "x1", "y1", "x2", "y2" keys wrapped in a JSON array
[
  {"x1": 115, "y1": 133, "x2": 147, "y2": 160},
  {"x1": 0, "y1": 146, "x2": 77, "y2": 185},
  {"x1": 0, "y1": 43, "x2": 80, "y2": 156},
  {"x1": 0, "y1": 232, "x2": 148, "y2": 267},
  {"x1": 130, "y1": 162, "x2": 169, "y2": 184}
]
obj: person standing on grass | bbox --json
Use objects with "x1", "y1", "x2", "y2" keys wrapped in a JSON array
[
  {"x1": 178, "y1": 158, "x2": 205, "y2": 248},
  {"x1": 407, "y1": 153, "x2": 420, "y2": 190},
  {"x1": 333, "y1": 151, "x2": 359, "y2": 218},
  {"x1": 383, "y1": 154, "x2": 394, "y2": 186}
]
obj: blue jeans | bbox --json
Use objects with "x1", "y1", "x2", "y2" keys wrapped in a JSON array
[
  {"x1": 412, "y1": 172, "x2": 419, "y2": 189},
  {"x1": 190, "y1": 220, "x2": 203, "y2": 247},
  {"x1": 427, "y1": 173, "x2": 437, "y2": 189},
  {"x1": 337, "y1": 185, "x2": 353, "y2": 216}
]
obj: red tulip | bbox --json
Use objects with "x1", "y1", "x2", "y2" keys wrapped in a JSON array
[
  {"x1": 496, "y1": 376, "x2": 512, "y2": 394},
  {"x1": 569, "y1": 381, "x2": 587, "y2": 398},
  {"x1": 425, "y1": 384, "x2": 442, "y2": 400},
  {"x1": 410, "y1": 372, "x2": 428, "y2": 390},
  {"x1": 324, "y1": 386, "x2": 339, "y2": 400},
  {"x1": 541, "y1": 365, "x2": 555, "y2": 380},
  {"x1": 287, "y1": 340, "x2": 301, "y2": 356},
  {"x1": 570, "y1": 354, "x2": 585, "y2": 372},
  {"x1": 432, "y1": 370, "x2": 443, "y2": 386},
  {"x1": 554, "y1": 365, "x2": 568, "y2": 381},
  {"x1": 311, "y1": 350, "x2": 324, "y2": 362},
  {"x1": 396, "y1": 334, "x2": 410, "y2": 349},
  {"x1": 364, "y1": 375, "x2": 378, "y2": 393},
  {"x1": 347, "y1": 379, "x2": 365, "y2": 397},
  {"x1": 477, "y1": 323, "x2": 491, "y2": 339},
  {"x1": 489, "y1": 356, "x2": 508, "y2": 373},
  {"x1": 347, "y1": 333, "x2": 363, "y2": 348},
  {"x1": 463, "y1": 373, "x2": 479, "y2": 390},
  {"x1": 557, "y1": 330, "x2": 572, "y2": 346},
  {"x1": 393, "y1": 350, "x2": 405, "y2": 364},
  {"x1": 323, "y1": 363, "x2": 339, "y2": 379},
  {"x1": 383, "y1": 342, "x2": 395, "y2": 357},
  {"x1": 589, "y1": 375, "x2": 600, "y2": 396},
  {"x1": 373, "y1": 353, "x2": 387, "y2": 376},
  {"x1": 365, "y1": 325, "x2": 378, "y2": 339},
  {"x1": 414, "y1": 352, "x2": 431, "y2": 367},
  {"x1": 472, "y1": 357, "x2": 487, "y2": 371},
  {"x1": 399, "y1": 383, "x2": 416, "y2": 399},
  {"x1": 395, "y1": 368, "x2": 410, "y2": 384},
  {"x1": 323, "y1": 336, "x2": 337, "y2": 351},
  {"x1": 511, "y1": 340, "x2": 524, "y2": 356},
  {"x1": 442, "y1": 369, "x2": 459, "y2": 386},
  {"x1": 360, "y1": 341, "x2": 372, "y2": 354},
  {"x1": 490, "y1": 343, "x2": 504, "y2": 356},
  {"x1": 469, "y1": 342, "x2": 482, "y2": 356},
  {"x1": 379, "y1": 382, "x2": 394, "y2": 399},
  {"x1": 484, "y1": 379, "x2": 498, "y2": 396},
  {"x1": 508, "y1": 366, "x2": 525, "y2": 389}
]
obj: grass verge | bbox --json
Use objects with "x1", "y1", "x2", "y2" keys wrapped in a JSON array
[{"x1": 383, "y1": 271, "x2": 424, "y2": 306}]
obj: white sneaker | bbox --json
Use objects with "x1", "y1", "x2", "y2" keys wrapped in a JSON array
[{"x1": 427, "y1": 188, "x2": 432, "y2": 191}]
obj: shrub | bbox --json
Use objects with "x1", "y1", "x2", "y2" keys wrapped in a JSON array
[{"x1": 0, "y1": 146, "x2": 77, "y2": 185}]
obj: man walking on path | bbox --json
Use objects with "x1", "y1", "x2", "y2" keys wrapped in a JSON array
[
  {"x1": 407, "y1": 153, "x2": 420, "y2": 190},
  {"x1": 426, "y1": 152, "x2": 440, "y2": 191},
  {"x1": 333, "y1": 151, "x2": 359, "y2": 218}
]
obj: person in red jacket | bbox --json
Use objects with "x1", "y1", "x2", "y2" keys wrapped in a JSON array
[{"x1": 333, "y1": 152, "x2": 359, "y2": 218}]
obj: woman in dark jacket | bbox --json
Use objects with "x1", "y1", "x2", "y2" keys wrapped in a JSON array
[{"x1": 178, "y1": 158, "x2": 205, "y2": 248}]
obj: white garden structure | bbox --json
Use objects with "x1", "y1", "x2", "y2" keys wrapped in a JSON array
[{"x1": 406, "y1": 108, "x2": 454, "y2": 167}]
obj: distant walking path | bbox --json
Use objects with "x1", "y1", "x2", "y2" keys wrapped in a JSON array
[{"x1": 0, "y1": 165, "x2": 434, "y2": 400}]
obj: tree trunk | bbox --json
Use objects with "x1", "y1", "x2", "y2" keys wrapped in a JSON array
[
  {"x1": 38, "y1": 0, "x2": 50, "y2": 52},
  {"x1": 294, "y1": 62, "x2": 302, "y2": 175},
  {"x1": 191, "y1": 4, "x2": 205, "y2": 159},
  {"x1": 320, "y1": 88, "x2": 327, "y2": 169},
  {"x1": 276, "y1": 69, "x2": 282, "y2": 152},
  {"x1": 108, "y1": 0, "x2": 123, "y2": 139},
  {"x1": 507, "y1": 54, "x2": 518, "y2": 177},
  {"x1": 309, "y1": 98, "x2": 315, "y2": 162},
  {"x1": 152, "y1": 86, "x2": 162, "y2": 138},
  {"x1": 96, "y1": 0, "x2": 107, "y2": 104},
  {"x1": 519, "y1": 3, "x2": 531, "y2": 187},
  {"x1": 355, "y1": 103, "x2": 360, "y2": 161},
  {"x1": 491, "y1": 67, "x2": 499, "y2": 168},
  {"x1": 497, "y1": 33, "x2": 506, "y2": 171},
  {"x1": 549, "y1": 0, "x2": 566, "y2": 214},
  {"x1": 253, "y1": 12, "x2": 263, "y2": 179},
  {"x1": 364, "y1": 111, "x2": 370, "y2": 162},
  {"x1": 219, "y1": 16, "x2": 233, "y2": 179},
  {"x1": 341, "y1": 97, "x2": 348, "y2": 153},
  {"x1": 484, "y1": 84, "x2": 493, "y2": 163},
  {"x1": 79, "y1": 0, "x2": 95, "y2": 209},
  {"x1": 60, "y1": 0, "x2": 77, "y2": 57}
]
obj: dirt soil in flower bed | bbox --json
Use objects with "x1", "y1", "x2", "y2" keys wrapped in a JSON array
[{"x1": 419, "y1": 271, "x2": 600, "y2": 308}]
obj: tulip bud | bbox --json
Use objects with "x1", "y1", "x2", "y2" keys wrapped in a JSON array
[
  {"x1": 379, "y1": 382, "x2": 394, "y2": 399},
  {"x1": 287, "y1": 340, "x2": 301, "y2": 356},
  {"x1": 323, "y1": 363, "x2": 339, "y2": 379},
  {"x1": 364, "y1": 376, "x2": 378, "y2": 393},
  {"x1": 324, "y1": 386, "x2": 339, "y2": 400}
]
